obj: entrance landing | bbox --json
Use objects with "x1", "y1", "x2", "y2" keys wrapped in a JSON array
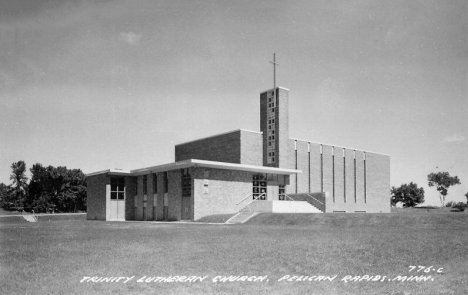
[{"x1": 241, "y1": 200, "x2": 323, "y2": 214}]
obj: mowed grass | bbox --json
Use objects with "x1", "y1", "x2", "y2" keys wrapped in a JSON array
[{"x1": 1, "y1": 210, "x2": 467, "y2": 295}]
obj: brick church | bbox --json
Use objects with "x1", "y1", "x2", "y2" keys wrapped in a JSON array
[{"x1": 87, "y1": 86, "x2": 390, "y2": 222}]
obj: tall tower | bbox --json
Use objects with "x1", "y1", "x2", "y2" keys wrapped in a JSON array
[{"x1": 260, "y1": 87, "x2": 290, "y2": 168}]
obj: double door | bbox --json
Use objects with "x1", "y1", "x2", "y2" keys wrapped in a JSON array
[{"x1": 110, "y1": 199, "x2": 125, "y2": 220}]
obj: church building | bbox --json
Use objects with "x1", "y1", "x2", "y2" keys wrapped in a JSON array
[{"x1": 87, "y1": 85, "x2": 390, "y2": 222}]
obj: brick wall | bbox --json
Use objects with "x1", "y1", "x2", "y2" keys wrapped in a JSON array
[
  {"x1": 168, "y1": 169, "x2": 182, "y2": 221},
  {"x1": 192, "y1": 167, "x2": 252, "y2": 221},
  {"x1": 295, "y1": 140, "x2": 309, "y2": 194},
  {"x1": 285, "y1": 139, "x2": 296, "y2": 194},
  {"x1": 310, "y1": 143, "x2": 322, "y2": 193},
  {"x1": 175, "y1": 130, "x2": 241, "y2": 164},
  {"x1": 147, "y1": 173, "x2": 156, "y2": 221},
  {"x1": 86, "y1": 173, "x2": 108, "y2": 220},
  {"x1": 365, "y1": 152, "x2": 390, "y2": 213},
  {"x1": 125, "y1": 176, "x2": 136, "y2": 221},
  {"x1": 155, "y1": 172, "x2": 165, "y2": 221},
  {"x1": 284, "y1": 140, "x2": 390, "y2": 213},
  {"x1": 334, "y1": 148, "x2": 345, "y2": 204},
  {"x1": 322, "y1": 145, "x2": 334, "y2": 199},
  {"x1": 345, "y1": 149, "x2": 355, "y2": 203},
  {"x1": 356, "y1": 151, "x2": 365, "y2": 204},
  {"x1": 131, "y1": 173, "x2": 158, "y2": 221},
  {"x1": 134, "y1": 175, "x2": 142, "y2": 220},
  {"x1": 240, "y1": 130, "x2": 263, "y2": 166}
]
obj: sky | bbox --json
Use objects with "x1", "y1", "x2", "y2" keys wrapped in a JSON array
[{"x1": 0, "y1": 0, "x2": 467, "y2": 205}]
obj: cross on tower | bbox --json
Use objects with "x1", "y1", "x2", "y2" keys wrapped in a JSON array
[{"x1": 270, "y1": 53, "x2": 279, "y2": 98}]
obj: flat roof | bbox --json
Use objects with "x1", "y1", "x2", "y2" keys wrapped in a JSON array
[
  {"x1": 87, "y1": 159, "x2": 302, "y2": 177},
  {"x1": 260, "y1": 86, "x2": 290, "y2": 93},
  {"x1": 86, "y1": 168, "x2": 131, "y2": 177}
]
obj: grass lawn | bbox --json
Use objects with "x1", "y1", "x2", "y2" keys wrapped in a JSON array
[{"x1": 1, "y1": 209, "x2": 467, "y2": 294}]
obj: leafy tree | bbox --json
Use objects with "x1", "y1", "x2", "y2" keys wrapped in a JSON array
[
  {"x1": 465, "y1": 191, "x2": 468, "y2": 204},
  {"x1": 0, "y1": 182, "x2": 13, "y2": 209},
  {"x1": 26, "y1": 164, "x2": 87, "y2": 213},
  {"x1": 427, "y1": 172, "x2": 461, "y2": 207},
  {"x1": 391, "y1": 182, "x2": 425, "y2": 207},
  {"x1": 9, "y1": 161, "x2": 28, "y2": 208}
]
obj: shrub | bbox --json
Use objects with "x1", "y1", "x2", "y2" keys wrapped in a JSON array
[
  {"x1": 453, "y1": 202, "x2": 466, "y2": 211},
  {"x1": 445, "y1": 201, "x2": 455, "y2": 207}
]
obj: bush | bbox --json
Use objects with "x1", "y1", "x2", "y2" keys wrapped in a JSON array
[
  {"x1": 452, "y1": 202, "x2": 466, "y2": 211},
  {"x1": 390, "y1": 182, "x2": 425, "y2": 207},
  {"x1": 445, "y1": 201, "x2": 455, "y2": 207}
]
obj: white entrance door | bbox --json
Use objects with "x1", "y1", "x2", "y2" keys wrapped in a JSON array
[
  {"x1": 110, "y1": 177, "x2": 126, "y2": 221},
  {"x1": 110, "y1": 199, "x2": 125, "y2": 220},
  {"x1": 267, "y1": 181, "x2": 279, "y2": 201}
]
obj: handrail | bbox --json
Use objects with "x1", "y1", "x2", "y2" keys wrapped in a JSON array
[
  {"x1": 236, "y1": 193, "x2": 253, "y2": 205},
  {"x1": 306, "y1": 193, "x2": 324, "y2": 205},
  {"x1": 284, "y1": 194, "x2": 295, "y2": 201},
  {"x1": 245, "y1": 193, "x2": 266, "y2": 212}
]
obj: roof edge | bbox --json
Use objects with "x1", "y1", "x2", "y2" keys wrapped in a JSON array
[
  {"x1": 130, "y1": 159, "x2": 302, "y2": 176},
  {"x1": 290, "y1": 137, "x2": 390, "y2": 157}
]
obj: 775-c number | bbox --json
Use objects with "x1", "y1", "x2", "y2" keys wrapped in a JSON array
[{"x1": 408, "y1": 266, "x2": 443, "y2": 273}]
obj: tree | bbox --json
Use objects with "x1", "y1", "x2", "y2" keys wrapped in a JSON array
[
  {"x1": 26, "y1": 163, "x2": 87, "y2": 213},
  {"x1": 391, "y1": 182, "x2": 425, "y2": 207},
  {"x1": 0, "y1": 182, "x2": 13, "y2": 209},
  {"x1": 427, "y1": 172, "x2": 461, "y2": 207},
  {"x1": 465, "y1": 191, "x2": 468, "y2": 204},
  {"x1": 9, "y1": 161, "x2": 28, "y2": 209}
]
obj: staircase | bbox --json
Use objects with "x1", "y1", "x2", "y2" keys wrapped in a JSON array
[
  {"x1": 22, "y1": 211, "x2": 38, "y2": 222},
  {"x1": 272, "y1": 200, "x2": 322, "y2": 213},
  {"x1": 225, "y1": 212, "x2": 259, "y2": 224},
  {"x1": 226, "y1": 200, "x2": 322, "y2": 224},
  {"x1": 23, "y1": 215, "x2": 37, "y2": 222}
]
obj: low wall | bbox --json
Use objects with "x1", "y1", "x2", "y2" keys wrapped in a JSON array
[
  {"x1": 240, "y1": 200, "x2": 273, "y2": 212},
  {"x1": 288, "y1": 192, "x2": 327, "y2": 212}
]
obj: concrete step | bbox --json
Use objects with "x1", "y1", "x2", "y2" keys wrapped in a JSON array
[
  {"x1": 272, "y1": 201, "x2": 323, "y2": 213},
  {"x1": 225, "y1": 212, "x2": 259, "y2": 224},
  {"x1": 239, "y1": 200, "x2": 323, "y2": 214},
  {"x1": 22, "y1": 215, "x2": 38, "y2": 222}
]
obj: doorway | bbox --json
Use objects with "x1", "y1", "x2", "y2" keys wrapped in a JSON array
[{"x1": 110, "y1": 177, "x2": 125, "y2": 221}]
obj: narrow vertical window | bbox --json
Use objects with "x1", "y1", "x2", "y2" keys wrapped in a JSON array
[
  {"x1": 182, "y1": 169, "x2": 191, "y2": 197},
  {"x1": 343, "y1": 149, "x2": 346, "y2": 203},
  {"x1": 363, "y1": 152, "x2": 367, "y2": 203},
  {"x1": 143, "y1": 175, "x2": 147, "y2": 195},
  {"x1": 164, "y1": 172, "x2": 168, "y2": 193},
  {"x1": 295, "y1": 141, "x2": 298, "y2": 193},
  {"x1": 320, "y1": 145, "x2": 323, "y2": 193},
  {"x1": 332, "y1": 147, "x2": 335, "y2": 202},
  {"x1": 266, "y1": 90, "x2": 276, "y2": 164},
  {"x1": 153, "y1": 173, "x2": 157, "y2": 194},
  {"x1": 354, "y1": 151, "x2": 356, "y2": 203},
  {"x1": 308, "y1": 143, "x2": 311, "y2": 193},
  {"x1": 136, "y1": 177, "x2": 139, "y2": 195}
]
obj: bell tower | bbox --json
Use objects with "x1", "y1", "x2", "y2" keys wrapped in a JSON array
[{"x1": 260, "y1": 86, "x2": 290, "y2": 168}]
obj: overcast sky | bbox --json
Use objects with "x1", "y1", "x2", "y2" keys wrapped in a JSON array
[{"x1": 0, "y1": 0, "x2": 467, "y2": 205}]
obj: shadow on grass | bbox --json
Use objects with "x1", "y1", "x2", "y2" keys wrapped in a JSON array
[{"x1": 450, "y1": 209, "x2": 465, "y2": 212}]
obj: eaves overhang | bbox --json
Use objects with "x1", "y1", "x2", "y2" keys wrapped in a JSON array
[{"x1": 87, "y1": 159, "x2": 302, "y2": 177}]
